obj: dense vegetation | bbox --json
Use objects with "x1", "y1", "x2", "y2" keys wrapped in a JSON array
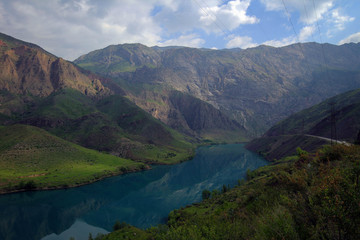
[
  {"x1": 100, "y1": 144, "x2": 360, "y2": 239},
  {"x1": 0, "y1": 87, "x2": 195, "y2": 165}
]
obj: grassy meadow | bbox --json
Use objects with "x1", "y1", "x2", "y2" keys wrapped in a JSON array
[{"x1": 0, "y1": 124, "x2": 146, "y2": 193}]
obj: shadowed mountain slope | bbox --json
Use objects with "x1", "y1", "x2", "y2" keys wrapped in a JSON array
[
  {"x1": 247, "y1": 88, "x2": 360, "y2": 160},
  {"x1": 75, "y1": 42, "x2": 360, "y2": 137}
]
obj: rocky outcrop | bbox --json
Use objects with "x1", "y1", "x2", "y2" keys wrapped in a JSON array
[{"x1": 0, "y1": 33, "x2": 110, "y2": 98}]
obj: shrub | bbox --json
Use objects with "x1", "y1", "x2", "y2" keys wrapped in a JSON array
[
  {"x1": 113, "y1": 220, "x2": 128, "y2": 231},
  {"x1": 202, "y1": 189, "x2": 211, "y2": 200}
]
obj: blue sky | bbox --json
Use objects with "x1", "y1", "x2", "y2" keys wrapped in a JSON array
[{"x1": 0, "y1": 0, "x2": 359, "y2": 60}]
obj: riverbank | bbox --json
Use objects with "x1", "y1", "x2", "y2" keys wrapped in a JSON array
[
  {"x1": 105, "y1": 144, "x2": 360, "y2": 240},
  {"x1": 0, "y1": 124, "x2": 198, "y2": 195},
  {"x1": 0, "y1": 163, "x2": 150, "y2": 195}
]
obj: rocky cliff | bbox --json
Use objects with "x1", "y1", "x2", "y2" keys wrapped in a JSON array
[
  {"x1": 75, "y1": 42, "x2": 360, "y2": 137},
  {"x1": 0, "y1": 33, "x2": 110, "y2": 98}
]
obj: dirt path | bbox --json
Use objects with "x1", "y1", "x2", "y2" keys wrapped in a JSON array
[{"x1": 305, "y1": 134, "x2": 352, "y2": 146}]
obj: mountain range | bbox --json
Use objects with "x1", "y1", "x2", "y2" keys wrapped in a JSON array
[
  {"x1": 0, "y1": 32, "x2": 194, "y2": 162},
  {"x1": 0, "y1": 32, "x2": 195, "y2": 192},
  {"x1": 74, "y1": 42, "x2": 360, "y2": 137},
  {"x1": 1, "y1": 31, "x2": 360, "y2": 191}
]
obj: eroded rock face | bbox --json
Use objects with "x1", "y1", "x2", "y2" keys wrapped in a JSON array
[
  {"x1": 0, "y1": 33, "x2": 110, "y2": 98},
  {"x1": 75, "y1": 42, "x2": 360, "y2": 136}
]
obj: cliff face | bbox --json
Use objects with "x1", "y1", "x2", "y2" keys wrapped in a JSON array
[
  {"x1": 0, "y1": 33, "x2": 110, "y2": 98},
  {"x1": 75, "y1": 43, "x2": 360, "y2": 137}
]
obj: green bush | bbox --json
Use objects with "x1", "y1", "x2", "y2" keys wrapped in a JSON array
[{"x1": 201, "y1": 189, "x2": 211, "y2": 200}]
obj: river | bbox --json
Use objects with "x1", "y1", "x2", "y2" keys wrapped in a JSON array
[{"x1": 0, "y1": 144, "x2": 268, "y2": 240}]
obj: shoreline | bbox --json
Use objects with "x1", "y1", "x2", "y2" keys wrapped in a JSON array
[
  {"x1": 0, "y1": 164, "x2": 151, "y2": 195},
  {"x1": 0, "y1": 142, "x2": 249, "y2": 196},
  {"x1": 0, "y1": 148, "x2": 198, "y2": 196}
]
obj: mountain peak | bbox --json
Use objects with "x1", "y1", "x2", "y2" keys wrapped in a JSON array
[{"x1": 0, "y1": 32, "x2": 111, "y2": 98}]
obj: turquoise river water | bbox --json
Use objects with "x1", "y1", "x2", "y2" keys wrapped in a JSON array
[{"x1": 0, "y1": 144, "x2": 268, "y2": 240}]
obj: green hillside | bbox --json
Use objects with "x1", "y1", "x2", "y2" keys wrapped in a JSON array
[
  {"x1": 0, "y1": 32, "x2": 196, "y2": 168},
  {"x1": 247, "y1": 88, "x2": 360, "y2": 161},
  {"x1": 264, "y1": 88, "x2": 360, "y2": 142},
  {"x1": 0, "y1": 124, "x2": 146, "y2": 193},
  {"x1": 15, "y1": 88, "x2": 195, "y2": 164},
  {"x1": 102, "y1": 144, "x2": 360, "y2": 240}
]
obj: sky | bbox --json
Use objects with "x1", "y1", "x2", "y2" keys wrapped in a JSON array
[{"x1": 0, "y1": 0, "x2": 359, "y2": 61}]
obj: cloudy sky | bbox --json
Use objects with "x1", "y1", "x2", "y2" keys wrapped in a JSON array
[{"x1": 0, "y1": 0, "x2": 359, "y2": 60}]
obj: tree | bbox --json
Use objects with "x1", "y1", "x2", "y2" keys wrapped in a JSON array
[
  {"x1": 113, "y1": 220, "x2": 128, "y2": 231},
  {"x1": 202, "y1": 189, "x2": 211, "y2": 200},
  {"x1": 221, "y1": 184, "x2": 229, "y2": 193}
]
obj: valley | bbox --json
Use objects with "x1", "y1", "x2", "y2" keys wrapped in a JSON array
[
  {"x1": 0, "y1": 32, "x2": 196, "y2": 194},
  {"x1": 1, "y1": 31, "x2": 360, "y2": 240}
]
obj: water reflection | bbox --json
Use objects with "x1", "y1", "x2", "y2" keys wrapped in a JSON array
[{"x1": 0, "y1": 144, "x2": 267, "y2": 240}]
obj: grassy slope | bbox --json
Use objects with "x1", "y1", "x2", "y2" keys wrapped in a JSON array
[
  {"x1": 265, "y1": 88, "x2": 360, "y2": 142},
  {"x1": 247, "y1": 88, "x2": 360, "y2": 161},
  {"x1": 0, "y1": 124, "x2": 146, "y2": 193},
  {"x1": 96, "y1": 94, "x2": 195, "y2": 164},
  {"x1": 104, "y1": 144, "x2": 360, "y2": 240},
  {"x1": 16, "y1": 88, "x2": 195, "y2": 164}
]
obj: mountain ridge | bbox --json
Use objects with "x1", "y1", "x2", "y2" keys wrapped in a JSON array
[
  {"x1": 0, "y1": 32, "x2": 111, "y2": 98},
  {"x1": 75, "y1": 41, "x2": 360, "y2": 137},
  {"x1": 0, "y1": 32, "x2": 196, "y2": 167}
]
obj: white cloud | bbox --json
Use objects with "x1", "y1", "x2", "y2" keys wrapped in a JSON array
[
  {"x1": 262, "y1": 36, "x2": 296, "y2": 48},
  {"x1": 155, "y1": 0, "x2": 258, "y2": 35},
  {"x1": 339, "y1": 32, "x2": 360, "y2": 45},
  {"x1": 226, "y1": 35, "x2": 257, "y2": 49},
  {"x1": 0, "y1": 0, "x2": 259, "y2": 60},
  {"x1": 299, "y1": 25, "x2": 315, "y2": 41},
  {"x1": 199, "y1": 0, "x2": 258, "y2": 33},
  {"x1": 260, "y1": 0, "x2": 334, "y2": 24},
  {"x1": 328, "y1": 8, "x2": 354, "y2": 31},
  {"x1": 261, "y1": 25, "x2": 314, "y2": 48},
  {"x1": 0, "y1": 0, "x2": 165, "y2": 60},
  {"x1": 158, "y1": 34, "x2": 205, "y2": 48}
]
